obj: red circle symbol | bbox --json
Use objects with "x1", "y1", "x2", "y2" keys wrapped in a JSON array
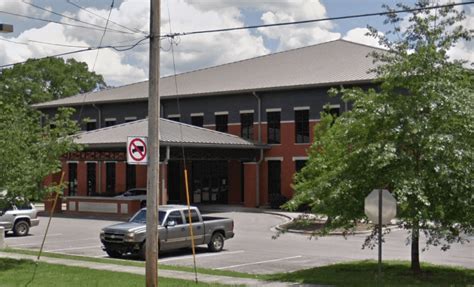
[{"x1": 128, "y1": 138, "x2": 147, "y2": 161}]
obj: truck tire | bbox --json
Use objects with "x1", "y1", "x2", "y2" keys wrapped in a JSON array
[
  {"x1": 105, "y1": 248, "x2": 123, "y2": 259},
  {"x1": 208, "y1": 232, "x2": 224, "y2": 252},
  {"x1": 13, "y1": 220, "x2": 29, "y2": 236}
]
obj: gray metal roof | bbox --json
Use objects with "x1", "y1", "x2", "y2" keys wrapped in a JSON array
[
  {"x1": 34, "y1": 39, "x2": 383, "y2": 108},
  {"x1": 73, "y1": 118, "x2": 257, "y2": 149}
]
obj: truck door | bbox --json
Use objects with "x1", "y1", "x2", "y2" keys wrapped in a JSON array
[
  {"x1": 163, "y1": 210, "x2": 187, "y2": 250},
  {"x1": 184, "y1": 209, "x2": 205, "y2": 246}
]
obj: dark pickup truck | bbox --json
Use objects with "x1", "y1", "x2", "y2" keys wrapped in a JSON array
[{"x1": 100, "y1": 205, "x2": 234, "y2": 259}]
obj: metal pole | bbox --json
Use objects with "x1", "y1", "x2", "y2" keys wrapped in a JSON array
[
  {"x1": 146, "y1": 0, "x2": 160, "y2": 286},
  {"x1": 378, "y1": 189, "x2": 382, "y2": 278}
]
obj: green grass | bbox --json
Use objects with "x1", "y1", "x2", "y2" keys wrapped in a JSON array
[
  {"x1": 2, "y1": 248, "x2": 258, "y2": 279},
  {"x1": 0, "y1": 258, "x2": 229, "y2": 287},
  {"x1": 263, "y1": 260, "x2": 474, "y2": 286}
]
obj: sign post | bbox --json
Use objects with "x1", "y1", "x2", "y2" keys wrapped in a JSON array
[{"x1": 364, "y1": 189, "x2": 397, "y2": 278}]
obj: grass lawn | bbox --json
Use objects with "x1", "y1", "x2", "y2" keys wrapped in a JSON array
[
  {"x1": 0, "y1": 258, "x2": 229, "y2": 287},
  {"x1": 264, "y1": 260, "x2": 474, "y2": 286}
]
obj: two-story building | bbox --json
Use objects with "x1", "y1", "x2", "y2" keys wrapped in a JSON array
[{"x1": 35, "y1": 39, "x2": 381, "y2": 208}]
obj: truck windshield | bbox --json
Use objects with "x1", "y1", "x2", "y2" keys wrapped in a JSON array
[{"x1": 130, "y1": 210, "x2": 166, "y2": 225}]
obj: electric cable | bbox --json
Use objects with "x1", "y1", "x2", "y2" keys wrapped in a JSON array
[
  {"x1": 21, "y1": 0, "x2": 136, "y2": 35},
  {"x1": 0, "y1": 10, "x2": 134, "y2": 34},
  {"x1": 66, "y1": 0, "x2": 148, "y2": 35}
]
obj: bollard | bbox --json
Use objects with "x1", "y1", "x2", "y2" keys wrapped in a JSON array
[{"x1": 0, "y1": 226, "x2": 5, "y2": 249}]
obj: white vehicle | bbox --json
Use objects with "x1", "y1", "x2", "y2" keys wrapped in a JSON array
[
  {"x1": 0, "y1": 201, "x2": 40, "y2": 236},
  {"x1": 114, "y1": 188, "x2": 147, "y2": 208}
]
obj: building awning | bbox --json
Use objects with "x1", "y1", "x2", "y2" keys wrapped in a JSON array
[{"x1": 73, "y1": 118, "x2": 262, "y2": 150}]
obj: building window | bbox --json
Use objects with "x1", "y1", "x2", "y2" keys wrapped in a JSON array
[
  {"x1": 241, "y1": 113, "x2": 254, "y2": 140},
  {"x1": 168, "y1": 115, "x2": 180, "y2": 122},
  {"x1": 85, "y1": 120, "x2": 97, "y2": 131},
  {"x1": 124, "y1": 117, "x2": 137, "y2": 123},
  {"x1": 105, "y1": 118, "x2": 116, "y2": 127},
  {"x1": 86, "y1": 162, "x2": 96, "y2": 196},
  {"x1": 68, "y1": 162, "x2": 78, "y2": 196},
  {"x1": 106, "y1": 162, "x2": 116, "y2": 195},
  {"x1": 191, "y1": 115, "x2": 204, "y2": 127},
  {"x1": 295, "y1": 160, "x2": 307, "y2": 173},
  {"x1": 268, "y1": 160, "x2": 281, "y2": 195},
  {"x1": 295, "y1": 110, "x2": 309, "y2": 143},
  {"x1": 267, "y1": 111, "x2": 281, "y2": 144},
  {"x1": 215, "y1": 114, "x2": 228, "y2": 133},
  {"x1": 126, "y1": 164, "x2": 136, "y2": 190}
]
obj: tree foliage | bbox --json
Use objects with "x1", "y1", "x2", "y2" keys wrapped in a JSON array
[
  {"x1": 0, "y1": 57, "x2": 106, "y2": 104},
  {"x1": 0, "y1": 57, "x2": 105, "y2": 202},
  {"x1": 288, "y1": 1, "x2": 473, "y2": 271}
]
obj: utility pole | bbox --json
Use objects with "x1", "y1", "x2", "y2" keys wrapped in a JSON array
[{"x1": 146, "y1": 0, "x2": 160, "y2": 286}]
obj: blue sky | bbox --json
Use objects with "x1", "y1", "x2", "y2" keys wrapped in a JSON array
[{"x1": 0, "y1": 0, "x2": 471, "y2": 86}]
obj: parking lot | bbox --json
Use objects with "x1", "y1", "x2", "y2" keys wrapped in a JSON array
[{"x1": 5, "y1": 211, "x2": 474, "y2": 274}]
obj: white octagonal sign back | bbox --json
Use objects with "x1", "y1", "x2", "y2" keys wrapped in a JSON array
[{"x1": 364, "y1": 189, "x2": 397, "y2": 225}]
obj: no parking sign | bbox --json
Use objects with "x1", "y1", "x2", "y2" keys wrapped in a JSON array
[{"x1": 127, "y1": 136, "x2": 148, "y2": 165}]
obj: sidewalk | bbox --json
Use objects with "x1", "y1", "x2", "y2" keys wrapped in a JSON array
[{"x1": 0, "y1": 251, "x2": 317, "y2": 287}]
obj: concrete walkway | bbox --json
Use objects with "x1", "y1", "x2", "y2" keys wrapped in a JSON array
[{"x1": 0, "y1": 251, "x2": 318, "y2": 287}]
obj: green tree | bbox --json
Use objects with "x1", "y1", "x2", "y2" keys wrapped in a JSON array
[
  {"x1": 0, "y1": 57, "x2": 106, "y2": 104},
  {"x1": 288, "y1": 1, "x2": 473, "y2": 273},
  {"x1": 0, "y1": 57, "x2": 105, "y2": 203}
]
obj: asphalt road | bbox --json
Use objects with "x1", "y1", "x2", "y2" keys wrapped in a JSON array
[{"x1": 4, "y1": 212, "x2": 473, "y2": 274}]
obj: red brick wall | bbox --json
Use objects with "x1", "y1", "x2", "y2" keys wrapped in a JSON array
[{"x1": 243, "y1": 163, "x2": 257, "y2": 207}]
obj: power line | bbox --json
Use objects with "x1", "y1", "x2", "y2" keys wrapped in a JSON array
[
  {"x1": 66, "y1": 0, "x2": 147, "y2": 35},
  {"x1": 91, "y1": 0, "x2": 114, "y2": 71},
  {"x1": 163, "y1": 1, "x2": 474, "y2": 38},
  {"x1": 0, "y1": 10, "x2": 135, "y2": 35},
  {"x1": 21, "y1": 0, "x2": 136, "y2": 35}
]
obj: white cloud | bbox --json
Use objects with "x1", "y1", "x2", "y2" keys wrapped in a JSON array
[{"x1": 343, "y1": 27, "x2": 385, "y2": 49}]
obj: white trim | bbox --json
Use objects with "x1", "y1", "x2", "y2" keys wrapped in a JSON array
[
  {"x1": 294, "y1": 106, "x2": 310, "y2": 111},
  {"x1": 327, "y1": 104, "x2": 341, "y2": 109},
  {"x1": 266, "y1": 108, "x2": 281, "y2": 112},
  {"x1": 309, "y1": 119, "x2": 321, "y2": 123},
  {"x1": 167, "y1": 114, "x2": 181, "y2": 118},
  {"x1": 85, "y1": 161, "x2": 98, "y2": 164},
  {"x1": 104, "y1": 118, "x2": 116, "y2": 121},
  {"x1": 292, "y1": 156, "x2": 309, "y2": 161},
  {"x1": 214, "y1": 111, "x2": 229, "y2": 115},
  {"x1": 85, "y1": 119, "x2": 96, "y2": 123},
  {"x1": 228, "y1": 123, "x2": 240, "y2": 126},
  {"x1": 203, "y1": 124, "x2": 215, "y2": 128},
  {"x1": 124, "y1": 116, "x2": 137, "y2": 121},
  {"x1": 280, "y1": 120, "x2": 293, "y2": 124},
  {"x1": 239, "y1": 109, "x2": 254, "y2": 114},
  {"x1": 265, "y1": 157, "x2": 284, "y2": 161},
  {"x1": 190, "y1": 113, "x2": 204, "y2": 117},
  {"x1": 66, "y1": 161, "x2": 79, "y2": 164}
]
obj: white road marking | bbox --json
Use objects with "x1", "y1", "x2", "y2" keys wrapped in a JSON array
[
  {"x1": 9, "y1": 237, "x2": 98, "y2": 247},
  {"x1": 215, "y1": 255, "x2": 303, "y2": 270},
  {"x1": 45, "y1": 245, "x2": 102, "y2": 252},
  {"x1": 159, "y1": 250, "x2": 245, "y2": 263}
]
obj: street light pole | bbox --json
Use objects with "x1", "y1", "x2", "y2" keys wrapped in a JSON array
[
  {"x1": 0, "y1": 24, "x2": 14, "y2": 33},
  {"x1": 146, "y1": 0, "x2": 160, "y2": 286}
]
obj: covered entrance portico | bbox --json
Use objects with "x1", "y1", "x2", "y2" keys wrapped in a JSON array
[{"x1": 52, "y1": 118, "x2": 265, "y2": 213}]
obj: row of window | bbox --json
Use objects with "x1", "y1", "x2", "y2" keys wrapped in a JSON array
[
  {"x1": 85, "y1": 117, "x2": 138, "y2": 131},
  {"x1": 168, "y1": 109, "x2": 320, "y2": 144}
]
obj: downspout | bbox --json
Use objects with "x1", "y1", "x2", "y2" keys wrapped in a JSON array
[
  {"x1": 161, "y1": 146, "x2": 170, "y2": 204},
  {"x1": 92, "y1": 104, "x2": 102, "y2": 193},
  {"x1": 252, "y1": 92, "x2": 263, "y2": 208}
]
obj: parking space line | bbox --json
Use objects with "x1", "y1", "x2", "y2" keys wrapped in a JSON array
[
  {"x1": 215, "y1": 255, "x2": 303, "y2": 270},
  {"x1": 9, "y1": 237, "x2": 98, "y2": 247},
  {"x1": 46, "y1": 245, "x2": 101, "y2": 252},
  {"x1": 159, "y1": 250, "x2": 245, "y2": 263}
]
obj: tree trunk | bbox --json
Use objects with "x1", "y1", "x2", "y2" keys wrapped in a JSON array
[{"x1": 411, "y1": 225, "x2": 421, "y2": 273}]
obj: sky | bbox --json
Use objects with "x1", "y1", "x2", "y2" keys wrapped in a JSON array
[{"x1": 0, "y1": 0, "x2": 472, "y2": 87}]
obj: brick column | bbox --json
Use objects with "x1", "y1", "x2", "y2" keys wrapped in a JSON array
[
  {"x1": 243, "y1": 162, "x2": 257, "y2": 207},
  {"x1": 136, "y1": 165, "x2": 147, "y2": 188},
  {"x1": 116, "y1": 161, "x2": 126, "y2": 194}
]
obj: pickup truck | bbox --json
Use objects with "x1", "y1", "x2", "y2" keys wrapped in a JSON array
[{"x1": 100, "y1": 205, "x2": 234, "y2": 259}]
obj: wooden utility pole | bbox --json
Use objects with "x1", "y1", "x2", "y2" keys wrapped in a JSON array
[{"x1": 146, "y1": 0, "x2": 160, "y2": 286}]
